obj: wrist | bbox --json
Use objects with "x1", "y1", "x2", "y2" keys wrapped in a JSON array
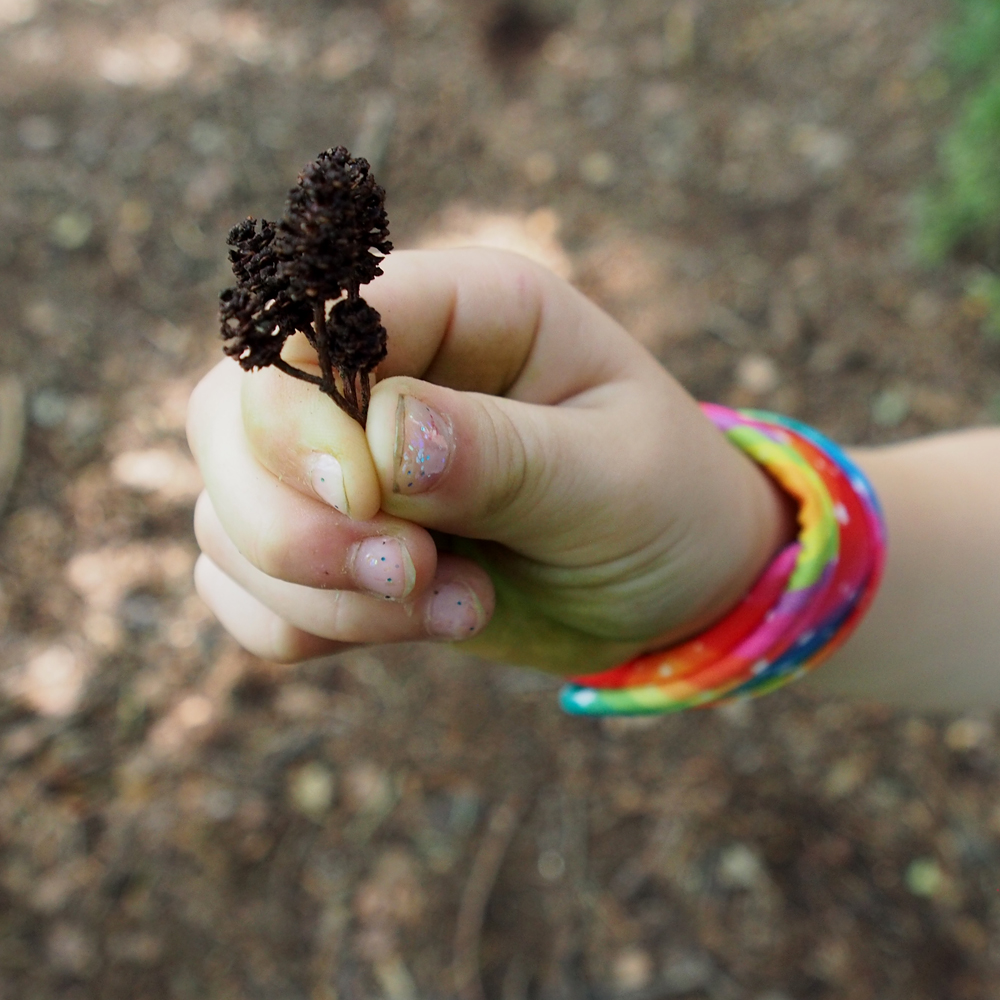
[
  {"x1": 638, "y1": 418, "x2": 799, "y2": 655},
  {"x1": 562, "y1": 405, "x2": 887, "y2": 715}
]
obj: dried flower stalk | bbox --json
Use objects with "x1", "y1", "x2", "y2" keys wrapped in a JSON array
[{"x1": 219, "y1": 147, "x2": 392, "y2": 425}]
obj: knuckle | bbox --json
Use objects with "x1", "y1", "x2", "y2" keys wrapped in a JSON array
[
  {"x1": 316, "y1": 590, "x2": 347, "y2": 640},
  {"x1": 478, "y1": 402, "x2": 538, "y2": 523},
  {"x1": 247, "y1": 512, "x2": 295, "y2": 582}
]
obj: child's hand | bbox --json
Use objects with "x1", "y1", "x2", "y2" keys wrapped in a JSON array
[{"x1": 187, "y1": 249, "x2": 793, "y2": 674}]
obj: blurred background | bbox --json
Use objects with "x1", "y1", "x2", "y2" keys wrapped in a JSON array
[{"x1": 2, "y1": 0, "x2": 1000, "y2": 998}]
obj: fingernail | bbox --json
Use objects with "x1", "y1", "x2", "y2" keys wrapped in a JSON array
[
  {"x1": 394, "y1": 396, "x2": 453, "y2": 495},
  {"x1": 352, "y1": 537, "x2": 413, "y2": 600},
  {"x1": 427, "y1": 582, "x2": 483, "y2": 638},
  {"x1": 311, "y1": 454, "x2": 350, "y2": 515}
]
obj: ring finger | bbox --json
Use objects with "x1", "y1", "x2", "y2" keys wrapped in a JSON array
[{"x1": 197, "y1": 503, "x2": 495, "y2": 645}]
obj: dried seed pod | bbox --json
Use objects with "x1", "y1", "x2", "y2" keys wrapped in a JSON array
[
  {"x1": 219, "y1": 148, "x2": 393, "y2": 425},
  {"x1": 275, "y1": 146, "x2": 392, "y2": 302},
  {"x1": 219, "y1": 218, "x2": 312, "y2": 373}
]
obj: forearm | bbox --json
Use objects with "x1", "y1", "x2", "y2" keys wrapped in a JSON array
[{"x1": 802, "y1": 427, "x2": 1000, "y2": 710}]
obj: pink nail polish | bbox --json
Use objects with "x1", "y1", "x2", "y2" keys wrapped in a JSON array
[
  {"x1": 394, "y1": 396, "x2": 453, "y2": 494},
  {"x1": 353, "y1": 537, "x2": 412, "y2": 600},
  {"x1": 427, "y1": 583, "x2": 482, "y2": 638}
]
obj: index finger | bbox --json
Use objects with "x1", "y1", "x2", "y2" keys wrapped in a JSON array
[{"x1": 281, "y1": 247, "x2": 647, "y2": 405}]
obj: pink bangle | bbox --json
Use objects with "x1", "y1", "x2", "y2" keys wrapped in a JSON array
[{"x1": 560, "y1": 405, "x2": 887, "y2": 715}]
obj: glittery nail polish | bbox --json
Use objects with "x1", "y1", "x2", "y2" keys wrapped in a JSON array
[
  {"x1": 427, "y1": 583, "x2": 482, "y2": 638},
  {"x1": 352, "y1": 537, "x2": 413, "y2": 600},
  {"x1": 394, "y1": 396, "x2": 453, "y2": 494}
]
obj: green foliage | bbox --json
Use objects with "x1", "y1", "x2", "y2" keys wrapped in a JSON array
[
  {"x1": 965, "y1": 268, "x2": 1000, "y2": 336},
  {"x1": 941, "y1": 0, "x2": 1000, "y2": 76},
  {"x1": 917, "y1": 0, "x2": 1000, "y2": 337}
]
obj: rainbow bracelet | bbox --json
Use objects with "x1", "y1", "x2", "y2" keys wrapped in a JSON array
[{"x1": 559, "y1": 405, "x2": 887, "y2": 716}]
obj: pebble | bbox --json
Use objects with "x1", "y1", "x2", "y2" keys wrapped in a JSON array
[
  {"x1": 944, "y1": 718, "x2": 992, "y2": 752},
  {"x1": 735, "y1": 353, "x2": 780, "y2": 395},
  {"x1": 824, "y1": 756, "x2": 866, "y2": 799},
  {"x1": 97, "y1": 34, "x2": 191, "y2": 88},
  {"x1": 118, "y1": 199, "x2": 153, "y2": 234},
  {"x1": 18, "y1": 645, "x2": 87, "y2": 718},
  {"x1": 612, "y1": 947, "x2": 654, "y2": 992},
  {"x1": 288, "y1": 761, "x2": 336, "y2": 821},
  {"x1": 579, "y1": 150, "x2": 617, "y2": 187},
  {"x1": 49, "y1": 211, "x2": 93, "y2": 251},
  {"x1": 717, "y1": 843, "x2": 764, "y2": 889},
  {"x1": 372, "y1": 954, "x2": 418, "y2": 1000},
  {"x1": 30, "y1": 389, "x2": 68, "y2": 428},
  {"x1": 537, "y1": 848, "x2": 565, "y2": 881},
  {"x1": 871, "y1": 387, "x2": 910, "y2": 428},
  {"x1": 789, "y1": 124, "x2": 852, "y2": 176},
  {"x1": 905, "y1": 857, "x2": 943, "y2": 897},
  {"x1": 111, "y1": 448, "x2": 201, "y2": 499}
]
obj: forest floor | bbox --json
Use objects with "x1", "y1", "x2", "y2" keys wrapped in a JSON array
[{"x1": 2, "y1": 1, "x2": 1000, "y2": 998}]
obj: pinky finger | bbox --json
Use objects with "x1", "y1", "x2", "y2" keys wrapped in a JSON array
[{"x1": 194, "y1": 555, "x2": 348, "y2": 664}]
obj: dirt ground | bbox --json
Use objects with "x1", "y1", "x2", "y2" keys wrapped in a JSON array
[{"x1": 2, "y1": 1, "x2": 1000, "y2": 998}]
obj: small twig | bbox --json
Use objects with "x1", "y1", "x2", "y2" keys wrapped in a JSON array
[
  {"x1": 360, "y1": 371, "x2": 372, "y2": 424},
  {"x1": 0, "y1": 376, "x2": 25, "y2": 517},
  {"x1": 273, "y1": 357, "x2": 323, "y2": 387},
  {"x1": 453, "y1": 791, "x2": 527, "y2": 1000},
  {"x1": 342, "y1": 368, "x2": 359, "y2": 416},
  {"x1": 273, "y1": 359, "x2": 355, "y2": 420},
  {"x1": 313, "y1": 301, "x2": 335, "y2": 389}
]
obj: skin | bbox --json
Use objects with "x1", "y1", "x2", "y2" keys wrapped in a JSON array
[
  {"x1": 189, "y1": 248, "x2": 1000, "y2": 710},
  {"x1": 189, "y1": 248, "x2": 792, "y2": 671},
  {"x1": 803, "y1": 430, "x2": 1000, "y2": 710}
]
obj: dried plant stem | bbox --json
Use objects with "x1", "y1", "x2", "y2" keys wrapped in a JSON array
[
  {"x1": 453, "y1": 791, "x2": 526, "y2": 1000},
  {"x1": 273, "y1": 358, "x2": 322, "y2": 388},
  {"x1": 313, "y1": 302, "x2": 335, "y2": 389},
  {"x1": 0, "y1": 376, "x2": 25, "y2": 518},
  {"x1": 360, "y1": 371, "x2": 372, "y2": 425},
  {"x1": 312, "y1": 301, "x2": 361, "y2": 421},
  {"x1": 342, "y1": 370, "x2": 359, "y2": 416},
  {"x1": 272, "y1": 358, "x2": 356, "y2": 420}
]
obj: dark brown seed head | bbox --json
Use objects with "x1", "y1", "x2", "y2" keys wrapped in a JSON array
[
  {"x1": 219, "y1": 149, "x2": 393, "y2": 425},
  {"x1": 219, "y1": 217, "x2": 311, "y2": 371},
  {"x1": 328, "y1": 297, "x2": 388, "y2": 376},
  {"x1": 275, "y1": 146, "x2": 392, "y2": 302}
]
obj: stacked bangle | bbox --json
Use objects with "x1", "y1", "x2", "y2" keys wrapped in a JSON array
[{"x1": 559, "y1": 404, "x2": 887, "y2": 716}]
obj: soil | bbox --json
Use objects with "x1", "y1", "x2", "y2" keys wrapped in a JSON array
[{"x1": 2, "y1": 1, "x2": 1000, "y2": 999}]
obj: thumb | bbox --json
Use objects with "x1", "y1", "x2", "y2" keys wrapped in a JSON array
[{"x1": 365, "y1": 374, "x2": 663, "y2": 563}]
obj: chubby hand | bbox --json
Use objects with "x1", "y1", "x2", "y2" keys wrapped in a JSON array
[{"x1": 187, "y1": 248, "x2": 792, "y2": 673}]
